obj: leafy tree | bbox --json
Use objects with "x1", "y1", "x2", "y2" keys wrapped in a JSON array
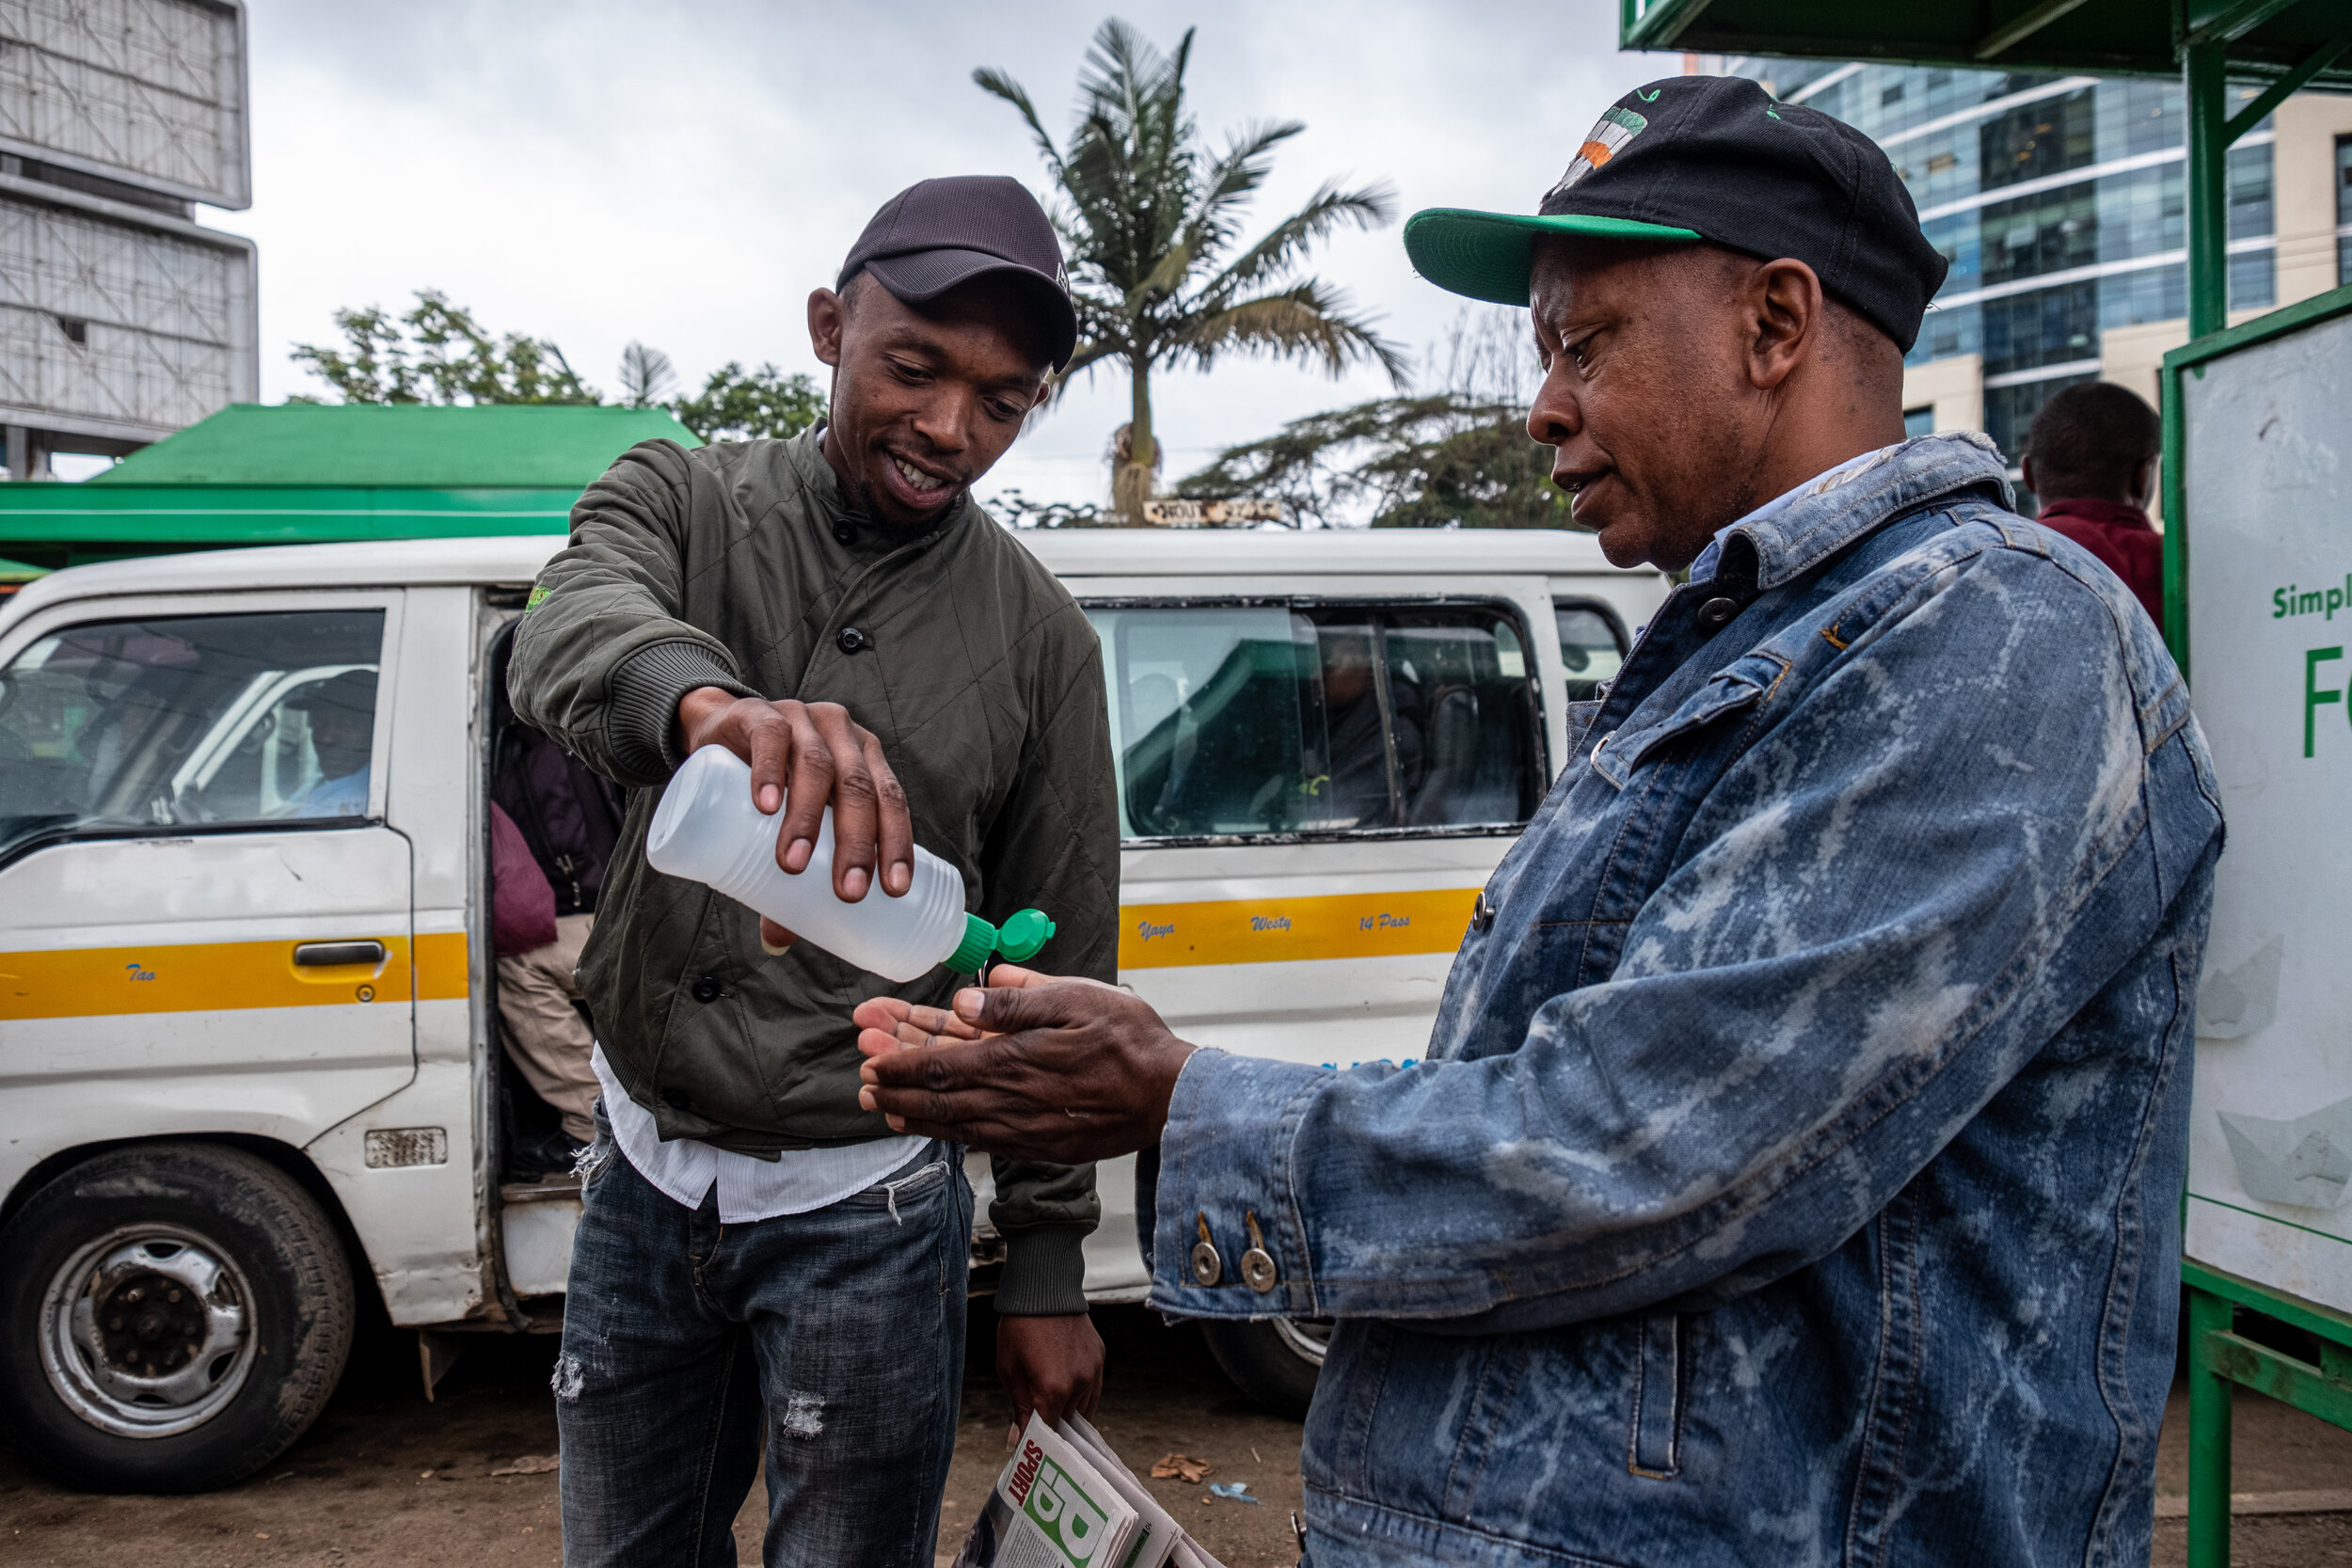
[
  {"x1": 671, "y1": 363, "x2": 827, "y2": 444},
  {"x1": 291, "y1": 291, "x2": 598, "y2": 405},
  {"x1": 1181, "y1": 307, "x2": 1564, "y2": 530},
  {"x1": 983, "y1": 487, "x2": 1107, "y2": 529},
  {"x1": 1181, "y1": 395, "x2": 1564, "y2": 530},
  {"x1": 977, "y1": 19, "x2": 1406, "y2": 522},
  {"x1": 294, "y1": 296, "x2": 828, "y2": 447},
  {"x1": 617, "y1": 341, "x2": 676, "y2": 408}
]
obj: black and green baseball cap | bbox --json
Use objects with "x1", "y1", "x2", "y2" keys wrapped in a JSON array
[{"x1": 1403, "y1": 75, "x2": 1949, "y2": 353}]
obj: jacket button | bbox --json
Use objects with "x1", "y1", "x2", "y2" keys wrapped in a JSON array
[
  {"x1": 1190, "y1": 1212, "x2": 1223, "y2": 1287},
  {"x1": 1697, "y1": 596, "x2": 1740, "y2": 628},
  {"x1": 836, "y1": 626, "x2": 868, "y2": 654},
  {"x1": 691, "y1": 975, "x2": 723, "y2": 1004},
  {"x1": 1240, "y1": 1211, "x2": 1279, "y2": 1292},
  {"x1": 832, "y1": 522, "x2": 854, "y2": 546}
]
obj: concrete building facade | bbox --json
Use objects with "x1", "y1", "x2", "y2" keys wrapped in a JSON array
[{"x1": 0, "y1": 0, "x2": 255, "y2": 481}]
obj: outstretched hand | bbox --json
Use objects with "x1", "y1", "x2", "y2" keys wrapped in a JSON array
[{"x1": 853, "y1": 967, "x2": 1197, "y2": 1163}]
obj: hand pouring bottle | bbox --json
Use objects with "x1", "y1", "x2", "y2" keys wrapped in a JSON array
[{"x1": 644, "y1": 744, "x2": 1055, "y2": 982}]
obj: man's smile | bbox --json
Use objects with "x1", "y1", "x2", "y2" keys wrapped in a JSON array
[{"x1": 878, "y1": 447, "x2": 958, "y2": 509}]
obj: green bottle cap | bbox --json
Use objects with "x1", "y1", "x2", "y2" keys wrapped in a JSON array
[
  {"x1": 946, "y1": 912, "x2": 997, "y2": 976},
  {"x1": 996, "y1": 908, "x2": 1057, "y2": 963}
]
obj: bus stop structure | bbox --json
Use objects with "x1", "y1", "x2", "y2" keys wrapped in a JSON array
[
  {"x1": 0, "y1": 402, "x2": 698, "y2": 576},
  {"x1": 1620, "y1": 4, "x2": 2352, "y2": 1562}
]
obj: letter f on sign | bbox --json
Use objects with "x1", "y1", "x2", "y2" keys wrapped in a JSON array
[{"x1": 2306, "y1": 647, "x2": 2343, "y2": 758}]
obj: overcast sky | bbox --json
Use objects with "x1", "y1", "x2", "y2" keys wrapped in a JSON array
[{"x1": 219, "y1": 1, "x2": 1676, "y2": 504}]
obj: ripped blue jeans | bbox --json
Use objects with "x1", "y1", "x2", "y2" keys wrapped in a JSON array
[{"x1": 555, "y1": 1111, "x2": 971, "y2": 1568}]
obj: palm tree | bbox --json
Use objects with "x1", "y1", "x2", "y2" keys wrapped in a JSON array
[{"x1": 977, "y1": 20, "x2": 1406, "y2": 522}]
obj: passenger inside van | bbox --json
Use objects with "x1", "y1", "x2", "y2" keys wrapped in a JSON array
[
  {"x1": 1112, "y1": 607, "x2": 1538, "y2": 838},
  {"x1": 1317, "y1": 626, "x2": 1422, "y2": 828},
  {"x1": 489, "y1": 719, "x2": 623, "y2": 1179}
]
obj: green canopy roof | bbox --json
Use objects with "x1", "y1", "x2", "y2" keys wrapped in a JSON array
[
  {"x1": 1623, "y1": 0, "x2": 2352, "y2": 87},
  {"x1": 92, "y1": 403, "x2": 699, "y2": 488},
  {"x1": 0, "y1": 402, "x2": 706, "y2": 570}
]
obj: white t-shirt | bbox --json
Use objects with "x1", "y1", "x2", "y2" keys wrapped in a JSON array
[{"x1": 591, "y1": 1043, "x2": 930, "y2": 1222}]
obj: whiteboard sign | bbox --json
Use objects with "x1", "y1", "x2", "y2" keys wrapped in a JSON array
[{"x1": 2182, "y1": 307, "x2": 2352, "y2": 1312}]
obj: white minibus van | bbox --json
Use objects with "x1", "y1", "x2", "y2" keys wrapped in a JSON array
[{"x1": 0, "y1": 528, "x2": 1666, "y2": 1489}]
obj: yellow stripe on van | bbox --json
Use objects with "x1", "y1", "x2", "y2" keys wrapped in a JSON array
[
  {"x1": 0, "y1": 931, "x2": 469, "y2": 1021},
  {"x1": 1118, "y1": 888, "x2": 1477, "y2": 970}
]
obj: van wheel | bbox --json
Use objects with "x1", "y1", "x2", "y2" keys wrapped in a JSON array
[
  {"x1": 1201, "y1": 1318, "x2": 1329, "y2": 1421},
  {"x1": 0, "y1": 1144, "x2": 355, "y2": 1492}
]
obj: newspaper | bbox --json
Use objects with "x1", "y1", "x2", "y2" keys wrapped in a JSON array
[
  {"x1": 1058, "y1": 1413, "x2": 1184, "y2": 1568},
  {"x1": 952, "y1": 1412, "x2": 1231, "y2": 1568},
  {"x1": 951, "y1": 1414, "x2": 1137, "y2": 1568}
]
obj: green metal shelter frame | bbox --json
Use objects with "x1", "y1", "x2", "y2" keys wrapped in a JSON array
[{"x1": 1622, "y1": 4, "x2": 2352, "y2": 1563}]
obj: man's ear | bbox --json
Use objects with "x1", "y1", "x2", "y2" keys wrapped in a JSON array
[
  {"x1": 1746, "y1": 258, "x2": 1824, "y2": 395},
  {"x1": 808, "y1": 288, "x2": 847, "y2": 369},
  {"x1": 2130, "y1": 454, "x2": 2157, "y2": 510},
  {"x1": 2021, "y1": 454, "x2": 2040, "y2": 497}
]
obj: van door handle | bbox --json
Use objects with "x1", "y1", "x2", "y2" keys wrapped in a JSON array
[{"x1": 294, "y1": 941, "x2": 388, "y2": 967}]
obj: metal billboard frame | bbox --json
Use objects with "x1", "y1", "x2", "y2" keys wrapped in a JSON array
[
  {"x1": 0, "y1": 175, "x2": 259, "y2": 451},
  {"x1": 0, "y1": 0, "x2": 253, "y2": 211}
]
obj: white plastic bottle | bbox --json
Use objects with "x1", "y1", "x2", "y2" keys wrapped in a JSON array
[{"x1": 644, "y1": 745, "x2": 1054, "y2": 982}]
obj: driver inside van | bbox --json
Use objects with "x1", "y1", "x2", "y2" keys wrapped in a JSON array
[{"x1": 284, "y1": 668, "x2": 375, "y2": 818}]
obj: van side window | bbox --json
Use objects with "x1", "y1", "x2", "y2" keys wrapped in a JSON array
[
  {"x1": 0, "y1": 610, "x2": 387, "y2": 860},
  {"x1": 1087, "y1": 602, "x2": 1543, "y2": 842},
  {"x1": 1555, "y1": 600, "x2": 1629, "y2": 702}
]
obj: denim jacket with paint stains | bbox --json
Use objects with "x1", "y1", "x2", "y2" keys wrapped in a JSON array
[{"x1": 1144, "y1": 433, "x2": 2224, "y2": 1567}]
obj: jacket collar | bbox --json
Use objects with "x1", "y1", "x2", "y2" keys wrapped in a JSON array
[
  {"x1": 784, "y1": 423, "x2": 977, "y2": 545},
  {"x1": 1720, "y1": 431, "x2": 2013, "y2": 591}
]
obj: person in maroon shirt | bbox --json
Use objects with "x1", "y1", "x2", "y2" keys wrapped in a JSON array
[{"x1": 2022, "y1": 381, "x2": 2165, "y2": 626}]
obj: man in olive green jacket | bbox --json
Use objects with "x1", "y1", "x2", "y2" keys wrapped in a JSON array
[{"x1": 507, "y1": 176, "x2": 1118, "y2": 1567}]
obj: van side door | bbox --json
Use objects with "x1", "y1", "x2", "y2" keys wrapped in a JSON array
[{"x1": 0, "y1": 594, "x2": 421, "y2": 1203}]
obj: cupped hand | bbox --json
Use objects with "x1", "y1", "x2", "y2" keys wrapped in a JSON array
[
  {"x1": 855, "y1": 965, "x2": 1197, "y2": 1162},
  {"x1": 675, "y1": 687, "x2": 913, "y2": 931}
]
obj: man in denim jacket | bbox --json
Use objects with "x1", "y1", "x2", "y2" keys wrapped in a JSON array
[{"x1": 861, "y1": 77, "x2": 2224, "y2": 1566}]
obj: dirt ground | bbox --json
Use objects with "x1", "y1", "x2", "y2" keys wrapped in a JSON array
[
  {"x1": 4, "y1": 1302, "x2": 2349, "y2": 1567},
  {"x1": 0, "y1": 1305, "x2": 1309, "y2": 1568}
]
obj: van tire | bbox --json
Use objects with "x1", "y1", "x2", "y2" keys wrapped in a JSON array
[
  {"x1": 1200, "y1": 1319, "x2": 1326, "y2": 1421},
  {"x1": 0, "y1": 1144, "x2": 355, "y2": 1492}
]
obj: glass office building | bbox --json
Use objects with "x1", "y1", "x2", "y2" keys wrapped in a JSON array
[{"x1": 1709, "y1": 59, "x2": 2352, "y2": 495}]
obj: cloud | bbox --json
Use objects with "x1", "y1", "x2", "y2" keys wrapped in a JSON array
[{"x1": 227, "y1": 0, "x2": 1669, "y2": 501}]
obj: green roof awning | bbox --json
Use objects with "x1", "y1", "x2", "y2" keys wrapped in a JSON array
[
  {"x1": 92, "y1": 403, "x2": 700, "y2": 488},
  {"x1": 0, "y1": 555, "x2": 49, "y2": 582},
  {"x1": 1623, "y1": 0, "x2": 2352, "y2": 87},
  {"x1": 0, "y1": 402, "x2": 707, "y2": 567}
]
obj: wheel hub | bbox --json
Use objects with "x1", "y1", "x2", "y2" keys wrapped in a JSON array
[
  {"x1": 41, "y1": 1225, "x2": 255, "y2": 1439},
  {"x1": 95, "y1": 1269, "x2": 210, "y2": 1376}
]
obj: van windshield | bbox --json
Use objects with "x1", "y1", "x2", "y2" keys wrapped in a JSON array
[{"x1": 0, "y1": 610, "x2": 387, "y2": 861}]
